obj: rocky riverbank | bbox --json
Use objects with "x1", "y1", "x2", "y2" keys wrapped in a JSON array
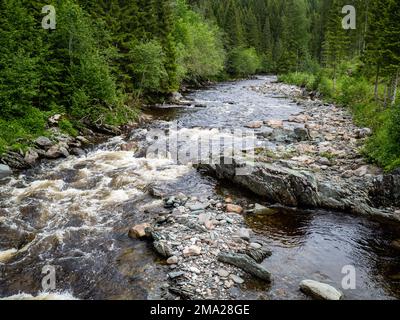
[
  {"x1": 198, "y1": 81, "x2": 400, "y2": 222},
  {"x1": 128, "y1": 194, "x2": 274, "y2": 300}
]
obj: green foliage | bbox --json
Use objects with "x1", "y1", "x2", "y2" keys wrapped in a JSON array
[
  {"x1": 174, "y1": 0, "x2": 225, "y2": 82},
  {"x1": 228, "y1": 47, "x2": 261, "y2": 77},
  {"x1": 128, "y1": 40, "x2": 168, "y2": 93}
]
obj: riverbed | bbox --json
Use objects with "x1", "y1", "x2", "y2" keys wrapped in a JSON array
[{"x1": 0, "y1": 76, "x2": 399, "y2": 300}]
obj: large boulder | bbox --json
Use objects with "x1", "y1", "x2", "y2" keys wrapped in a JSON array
[
  {"x1": 198, "y1": 156, "x2": 395, "y2": 221},
  {"x1": 199, "y1": 157, "x2": 320, "y2": 207},
  {"x1": 0, "y1": 164, "x2": 12, "y2": 179},
  {"x1": 300, "y1": 280, "x2": 343, "y2": 300}
]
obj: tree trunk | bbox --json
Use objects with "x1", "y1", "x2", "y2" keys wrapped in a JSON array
[
  {"x1": 374, "y1": 64, "x2": 380, "y2": 102},
  {"x1": 390, "y1": 70, "x2": 399, "y2": 106}
]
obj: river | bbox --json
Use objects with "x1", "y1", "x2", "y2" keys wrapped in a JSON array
[{"x1": 0, "y1": 76, "x2": 399, "y2": 300}]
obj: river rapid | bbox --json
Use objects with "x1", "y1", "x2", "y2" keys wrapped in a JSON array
[{"x1": 0, "y1": 76, "x2": 399, "y2": 300}]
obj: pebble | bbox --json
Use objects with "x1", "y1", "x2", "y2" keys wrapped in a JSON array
[
  {"x1": 167, "y1": 256, "x2": 178, "y2": 265},
  {"x1": 226, "y1": 204, "x2": 243, "y2": 214},
  {"x1": 249, "y1": 242, "x2": 262, "y2": 249},
  {"x1": 230, "y1": 274, "x2": 244, "y2": 284},
  {"x1": 218, "y1": 269, "x2": 230, "y2": 278},
  {"x1": 183, "y1": 245, "x2": 202, "y2": 257}
]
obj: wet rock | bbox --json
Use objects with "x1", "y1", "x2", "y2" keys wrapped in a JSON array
[
  {"x1": 45, "y1": 144, "x2": 69, "y2": 159},
  {"x1": 218, "y1": 252, "x2": 271, "y2": 282},
  {"x1": 0, "y1": 164, "x2": 12, "y2": 179},
  {"x1": 183, "y1": 245, "x2": 201, "y2": 257},
  {"x1": 70, "y1": 148, "x2": 85, "y2": 157},
  {"x1": 199, "y1": 157, "x2": 320, "y2": 208},
  {"x1": 1, "y1": 152, "x2": 30, "y2": 169},
  {"x1": 128, "y1": 223, "x2": 151, "y2": 239},
  {"x1": 226, "y1": 204, "x2": 243, "y2": 214},
  {"x1": 299, "y1": 280, "x2": 343, "y2": 300},
  {"x1": 35, "y1": 136, "x2": 53, "y2": 149},
  {"x1": 24, "y1": 149, "x2": 39, "y2": 165},
  {"x1": 243, "y1": 247, "x2": 272, "y2": 263},
  {"x1": 153, "y1": 240, "x2": 173, "y2": 258}
]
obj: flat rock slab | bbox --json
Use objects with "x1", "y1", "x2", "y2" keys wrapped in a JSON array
[
  {"x1": 300, "y1": 280, "x2": 343, "y2": 300},
  {"x1": 218, "y1": 252, "x2": 271, "y2": 282}
]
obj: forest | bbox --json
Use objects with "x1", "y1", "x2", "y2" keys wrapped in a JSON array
[{"x1": 0, "y1": 0, "x2": 399, "y2": 170}]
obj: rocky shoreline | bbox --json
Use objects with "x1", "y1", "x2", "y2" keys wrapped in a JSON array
[{"x1": 198, "y1": 81, "x2": 400, "y2": 222}]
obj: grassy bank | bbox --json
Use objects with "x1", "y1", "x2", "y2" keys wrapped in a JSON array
[{"x1": 279, "y1": 64, "x2": 400, "y2": 171}]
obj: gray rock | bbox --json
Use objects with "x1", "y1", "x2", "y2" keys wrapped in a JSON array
[
  {"x1": 237, "y1": 228, "x2": 251, "y2": 241},
  {"x1": 24, "y1": 149, "x2": 39, "y2": 165},
  {"x1": 300, "y1": 280, "x2": 343, "y2": 300},
  {"x1": 217, "y1": 269, "x2": 230, "y2": 278},
  {"x1": 230, "y1": 274, "x2": 244, "y2": 284},
  {"x1": 243, "y1": 247, "x2": 272, "y2": 263},
  {"x1": 294, "y1": 127, "x2": 311, "y2": 141},
  {"x1": 153, "y1": 240, "x2": 173, "y2": 258},
  {"x1": 168, "y1": 271, "x2": 185, "y2": 279},
  {"x1": 0, "y1": 164, "x2": 12, "y2": 179},
  {"x1": 35, "y1": 136, "x2": 53, "y2": 149},
  {"x1": 254, "y1": 204, "x2": 277, "y2": 215},
  {"x1": 218, "y1": 252, "x2": 271, "y2": 282}
]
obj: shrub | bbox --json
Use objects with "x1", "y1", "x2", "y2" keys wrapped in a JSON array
[{"x1": 228, "y1": 47, "x2": 262, "y2": 77}]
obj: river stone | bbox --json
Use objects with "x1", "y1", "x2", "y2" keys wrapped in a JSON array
[
  {"x1": 226, "y1": 204, "x2": 243, "y2": 214},
  {"x1": 167, "y1": 256, "x2": 178, "y2": 265},
  {"x1": 245, "y1": 121, "x2": 263, "y2": 129},
  {"x1": 294, "y1": 127, "x2": 311, "y2": 141},
  {"x1": 0, "y1": 164, "x2": 12, "y2": 179},
  {"x1": 300, "y1": 280, "x2": 343, "y2": 300},
  {"x1": 391, "y1": 240, "x2": 400, "y2": 251},
  {"x1": 254, "y1": 203, "x2": 277, "y2": 215},
  {"x1": 230, "y1": 274, "x2": 244, "y2": 284},
  {"x1": 153, "y1": 240, "x2": 173, "y2": 258},
  {"x1": 128, "y1": 223, "x2": 151, "y2": 239},
  {"x1": 35, "y1": 136, "x2": 53, "y2": 149},
  {"x1": 218, "y1": 269, "x2": 230, "y2": 278},
  {"x1": 183, "y1": 245, "x2": 201, "y2": 257},
  {"x1": 237, "y1": 228, "x2": 251, "y2": 241},
  {"x1": 218, "y1": 252, "x2": 271, "y2": 282}
]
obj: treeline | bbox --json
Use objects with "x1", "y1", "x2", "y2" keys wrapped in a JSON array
[{"x1": 0, "y1": 0, "x2": 227, "y2": 153}]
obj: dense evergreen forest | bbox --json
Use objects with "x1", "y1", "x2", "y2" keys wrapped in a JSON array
[{"x1": 0, "y1": 0, "x2": 399, "y2": 170}]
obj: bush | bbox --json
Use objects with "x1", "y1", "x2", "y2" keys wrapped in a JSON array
[
  {"x1": 337, "y1": 76, "x2": 372, "y2": 106},
  {"x1": 128, "y1": 40, "x2": 168, "y2": 93},
  {"x1": 228, "y1": 47, "x2": 262, "y2": 77},
  {"x1": 174, "y1": 0, "x2": 226, "y2": 82}
]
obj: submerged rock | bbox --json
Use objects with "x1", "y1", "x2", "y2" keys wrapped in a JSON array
[{"x1": 299, "y1": 280, "x2": 343, "y2": 300}]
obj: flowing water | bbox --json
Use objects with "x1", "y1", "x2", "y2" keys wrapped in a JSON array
[{"x1": 0, "y1": 76, "x2": 399, "y2": 300}]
